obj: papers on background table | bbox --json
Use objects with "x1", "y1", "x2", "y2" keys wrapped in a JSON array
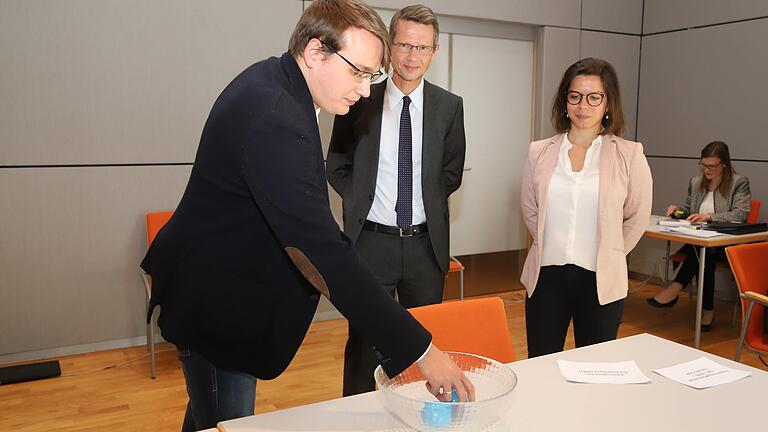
[
  {"x1": 658, "y1": 219, "x2": 692, "y2": 227},
  {"x1": 652, "y1": 357, "x2": 751, "y2": 389},
  {"x1": 659, "y1": 226, "x2": 723, "y2": 238},
  {"x1": 556, "y1": 360, "x2": 651, "y2": 384}
]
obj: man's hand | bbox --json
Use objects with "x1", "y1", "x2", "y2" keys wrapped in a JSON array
[{"x1": 416, "y1": 345, "x2": 476, "y2": 402}]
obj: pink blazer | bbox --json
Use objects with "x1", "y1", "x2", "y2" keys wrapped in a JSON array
[{"x1": 520, "y1": 134, "x2": 653, "y2": 305}]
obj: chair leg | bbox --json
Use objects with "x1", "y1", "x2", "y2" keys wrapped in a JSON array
[
  {"x1": 735, "y1": 301, "x2": 754, "y2": 362},
  {"x1": 148, "y1": 308, "x2": 157, "y2": 379},
  {"x1": 459, "y1": 268, "x2": 464, "y2": 301}
]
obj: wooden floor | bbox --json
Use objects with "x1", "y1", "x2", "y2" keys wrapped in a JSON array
[{"x1": 2, "y1": 280, "x2": 765, "y2": 431}]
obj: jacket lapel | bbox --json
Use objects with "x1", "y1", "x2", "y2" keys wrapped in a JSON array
[
  {"x1": 597, "y1": 135, "x2": 617, "y2": 248},
  {"x1": 535, "y1": 134, "x2": 562, "y2": 244},
  {"x1": 361, "y1": 82, "x2": 386, "y2": 189},
  {"x1": 421, "y1": 81, "x2": 438, "y2": 190}
]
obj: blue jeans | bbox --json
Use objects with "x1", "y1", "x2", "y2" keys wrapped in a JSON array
[{"x1": 177, "y1": 347, "x2": 256, "y2": 432}]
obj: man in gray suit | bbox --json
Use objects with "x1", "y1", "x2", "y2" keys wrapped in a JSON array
[{"x1": 327, "y1": 4, "x2": 466, "y2": 396}]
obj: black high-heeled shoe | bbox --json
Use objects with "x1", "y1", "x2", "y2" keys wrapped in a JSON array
[
  {"x1": 646, "y1": 295, "x2": 679, "y2": 308},
  {"x1": 700, "y1": 313, "x2": 715, "y2": 332}
]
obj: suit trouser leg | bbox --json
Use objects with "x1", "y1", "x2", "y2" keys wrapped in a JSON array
[
  {"x1": 525, "y1": 266, "x2": 573, "y2": 358},
  {"x1": 343, "y1": 229, "x2": 401, "y2": 396},
  {"x1": 570, "y1": 266, "x2": 624, "y2": 348},
  {"x1": 397, "y1": 231, "x2": 445, "y2": 309}
]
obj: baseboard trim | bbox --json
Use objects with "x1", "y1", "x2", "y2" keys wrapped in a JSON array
[{"x1": 0, "y1": 334, "x2": 168, "y2": 366}]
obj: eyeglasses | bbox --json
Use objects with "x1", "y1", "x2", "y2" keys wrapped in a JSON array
[
  {"x1": 700, "y1": 162, "x2": 723, "y2": 170},
  {"x1": 321, "y1": 41, "x2": 385, "y2": 83},
  {"x1": 393, "y1": 42, "x2": 435, "y2": 56},
  {"x1": 566, "y1": 91, "x2": 605, "y2": 107}
]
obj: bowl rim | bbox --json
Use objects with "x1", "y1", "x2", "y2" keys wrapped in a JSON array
[{"x1": 374, "y1": 351, "x2": 518, "y2": 406}]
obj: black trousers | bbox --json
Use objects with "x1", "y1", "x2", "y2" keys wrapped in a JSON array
[
  {"x1": 525, "y1": 264, "x2": 624, "y2": 358},
  {"x1": 343, "y1": 227, "x2": 445, "y2": 396},
  {"x1": 672, "y1": 244, "x2": 725, "y2": 311}
]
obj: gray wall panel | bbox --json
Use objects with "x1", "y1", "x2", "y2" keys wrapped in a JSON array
[
  {"x1": 581, "y1": 31, "x2": 640, "y2": 140},
  {"x1": 582, "y1": 0, "x2": 643, "y2": 34},
  {"x1": 644, "y1": 0, "x2": 768, "y2": 34},
  {"x1": 366, "y1": 0, "x2": 580, "y2": 27},
  {"x1": 0, "y1": 166, "x2": 190, "y2": 355},
  {"x1": 534, "y1": 27, "x2": 580, "y2": 140},
  {"x1": 0, "y1": 0, "x2": 302, "y2": 165},
  {"x1": 637, "y1": 19, "x2": 768, "y2": 160}
]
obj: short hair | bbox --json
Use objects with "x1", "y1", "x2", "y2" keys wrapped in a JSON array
[
  {"x1": 700, "y1": 141, "x2": 734, "y2": 196},
  {"x1": 288, "y1": 0, "x2": 391, "y2": 69},
  {"x1": 551, "y1": 58, "x2": 625, "y2": 137},
  {"x1": 390, "y1": 4, "x2": 440, "y2": 46}
]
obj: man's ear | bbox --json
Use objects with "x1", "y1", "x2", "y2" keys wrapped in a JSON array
[{"x1": 303, "y1": 38, "x2": 326, "y2": 69}]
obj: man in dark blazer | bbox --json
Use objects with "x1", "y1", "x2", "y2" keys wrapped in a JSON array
[
  {"x1": 326, "y1": 5, "x2": 466, "y2": 396},
  {"x1": 140, "y1": 1, "x2": 473, "y2": 430}
]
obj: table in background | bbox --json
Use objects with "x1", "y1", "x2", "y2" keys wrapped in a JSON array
[
  {"x1": 217, "y1": 333, "x2": 767, "y2": 432},
  {"x1": 644, "y1": 215, "x2": 768, "y2": 348}
]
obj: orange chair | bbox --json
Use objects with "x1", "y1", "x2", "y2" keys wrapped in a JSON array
[
  {"x1": 725, "y1": 242, "x2": 768, "y2": 362},
  {"x1": 447, "y1": 256, "x2": 465, "y2": 300},
  {"x1": 408, "y1": 297, "x2": 515, "y2": 363},
  {"x1": 140, "y1": 211, "x2": 174, "y2": 378},
  {"x1": 746, "y1": 199, "x2": 761, "y2": 224}
]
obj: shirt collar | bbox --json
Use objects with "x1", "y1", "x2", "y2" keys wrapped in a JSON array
[
  {"x1": 384, "y1": 76, "x2": 424, "y2": 113},
  {"x1": 562, "y1": 133, "x2": 603, "y2": 152}
]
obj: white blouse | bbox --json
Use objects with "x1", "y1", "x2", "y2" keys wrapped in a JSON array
[
  {"x1": 699, "y1": 191, "x2": 715, "y2": 215},
  {"x1": 540, "y1": 134, "x2": 602, "y2": 272}
]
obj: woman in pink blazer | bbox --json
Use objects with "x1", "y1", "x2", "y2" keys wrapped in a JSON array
[{"x1": 520, "y1": 58, "x2": 652, "y2": 357}]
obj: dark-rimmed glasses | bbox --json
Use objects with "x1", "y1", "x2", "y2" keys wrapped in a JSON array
[
  {"x1": 393, "y1": 42, "x2": 435, "y2": 56},
  {"x1": 321, "y1": 41, "x2": 384, "y2": 83},
  {"x1": 566, "y1": 91, "x2": 605, "y2": 107},
  {"x1": 700, "y1": 162, "x2": 723, "y2": 170}
]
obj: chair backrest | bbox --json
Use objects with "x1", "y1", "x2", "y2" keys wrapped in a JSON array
[
  {"x1": 146, "y1": 211, "x2": 174, "y2": 246},
  {"x1": 408, "y1": 297, "x2": 516, "y2": 363},
  {"x1": 746, "y1": 199, "x2": 761, "y2": 224},
  {"x1": 725, "y1": 242, "x2": 768, "y2": 350}
]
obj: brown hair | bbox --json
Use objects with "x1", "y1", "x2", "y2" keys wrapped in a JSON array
[
  {"x1": 288, "y1": 0, "x2": 391, "y2": 69},
  {"x1": 551, "y1": 58, "x2": 625, "y2": 137},
  {"x1": 390, "y1": 4, "x2": 440, "y2": 46},
  {"x1": 699, "y1": 141, "x2": 734, "y2": 196}
]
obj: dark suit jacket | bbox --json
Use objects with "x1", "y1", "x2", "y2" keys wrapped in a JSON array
[
  {"x1": 141, "y1": 53, "x2": 429, "y2": 380},
  {"x1": 326, "y1": 80, "x2": 466, "y2": 273}
]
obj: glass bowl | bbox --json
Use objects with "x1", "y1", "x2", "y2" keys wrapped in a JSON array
[{"x1": 374, "y1": 352, "x2": 517, "y2": 431}]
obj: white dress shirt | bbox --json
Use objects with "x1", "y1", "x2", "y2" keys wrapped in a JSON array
[
  {"x1": 366, "y1": 78, "x2": 426, "y2": 226},
  {"x1": 699, "y1": 191, "x2": 715, "y2": 215},
  {"x1": 541, "y1": 134, "x2": 602, "y2": 272}
]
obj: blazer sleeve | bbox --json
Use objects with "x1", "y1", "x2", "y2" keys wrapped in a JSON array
[
  {"x1": 325, "y1": 113, "x2": 354, "y2": 197},
  {"x1": 711, "y1": 176, "x2": 752, "y2": 222},
  {"x1": 443, "y1": 98, "x2": 466, "y2": 197},
  {"x1": 244, "y1": 101, "x2": 430, "y2": 377},
  {"x1": 622, "y1": 143, "x2": 653, "y2": 253},
  {"x1": 520, "y1": 141, "x2": 539, "y2": 237}
]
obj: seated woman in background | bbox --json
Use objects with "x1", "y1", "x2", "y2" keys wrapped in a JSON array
[{"x1": 647, "y1": 141, "x2": 751, "y2": 331}]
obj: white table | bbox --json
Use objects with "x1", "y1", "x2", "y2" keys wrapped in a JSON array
[
  {"x1": 644, "y1": 215, "x2": 768, "y2": 348},
  {"x1": 217, "y1": 333, "x2": 766, "y2": 431}
]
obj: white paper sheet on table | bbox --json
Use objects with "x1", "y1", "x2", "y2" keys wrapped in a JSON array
[
  {"x1": 658, "y1": 219, "x2": 692, "y2": 227},
  {"x1": 556, "y1": 360, "x2": 651, "y2": 384},
  {"x1": 652, "y1": 356, "x2": 751, "y2": 389},
  {"x1": 659, "y1": 226, "x2": 722, "y2": 238}
]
